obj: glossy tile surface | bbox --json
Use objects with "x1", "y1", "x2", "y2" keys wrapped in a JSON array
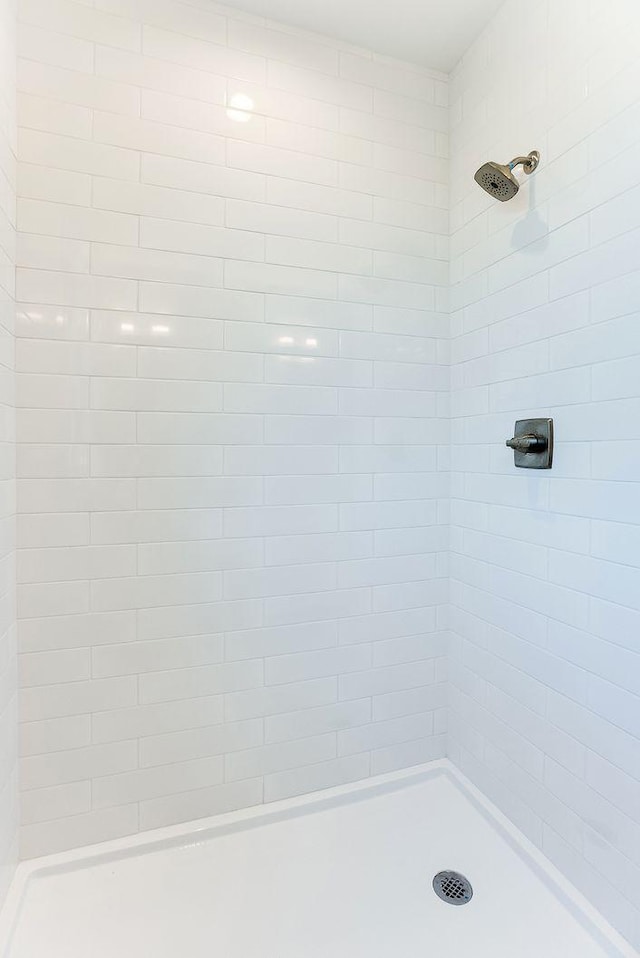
[
  {"x1": 10, "y1": 0, "x2": 640, "y2": 951},
  {"x1": 15, "y1": 0, "x2": 449, "y2": 861},
  {"x1": 448, "y1": 0, "x2": 640, "y2": 950}
]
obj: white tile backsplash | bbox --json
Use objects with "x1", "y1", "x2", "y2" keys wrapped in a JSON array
[
  {"x1": 14, "y1": 0, "x2": 448, "y2": 864},
  {"x1": 449, "y1": 0, "x2": 640, "y2": 949}
]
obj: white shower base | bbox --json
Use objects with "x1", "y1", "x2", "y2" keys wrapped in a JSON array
[{"x1": 0, "y1": 761, "x2": 634, "y2": 958}]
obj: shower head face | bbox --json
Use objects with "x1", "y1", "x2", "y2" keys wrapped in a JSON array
[{"x1": 474, "y1": 161, "x2": 520, "y2": 202}]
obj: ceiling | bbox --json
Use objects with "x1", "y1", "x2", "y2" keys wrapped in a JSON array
[{"x1": 221, "y1": 0, "x2": 504, "y2": 73}]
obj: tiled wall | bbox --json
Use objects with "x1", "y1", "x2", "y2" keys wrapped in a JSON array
[
  {"x1": 0, "y1": 0, "x2": 17, "y2": 910},
  {"x1": 5, "y1": 0, "x2": 640, "y2": 946},
  {"x1": 449, "y1": 0, "x2": 640, "y2": 948},
  {"x1": 15, "y1": 0, "x2": 449, "y2": 857}
]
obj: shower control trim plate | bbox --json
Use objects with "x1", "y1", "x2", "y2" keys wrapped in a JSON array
[{"x1": 506, "y1": 418, "x2": 553, "y2": 469}]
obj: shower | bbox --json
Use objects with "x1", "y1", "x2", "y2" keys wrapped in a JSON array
[{"x1": 474, "y1": 150, "x2": 540, "y2": 200}]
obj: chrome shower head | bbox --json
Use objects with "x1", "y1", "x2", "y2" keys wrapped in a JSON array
[{"x1": 474, "y1": 151, "x2": 540, "y2": 201}]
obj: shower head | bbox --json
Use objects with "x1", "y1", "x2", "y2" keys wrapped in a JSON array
[{"x1": 474, "y1": 151, "x2": 540, "y2": 201}]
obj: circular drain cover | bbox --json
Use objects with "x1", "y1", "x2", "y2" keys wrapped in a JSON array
[{"x1": 432, "y1": 870, "x2": 473, "y2": 905}]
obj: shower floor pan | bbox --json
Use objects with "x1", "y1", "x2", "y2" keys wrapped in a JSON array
[{"x1": 0, "y1": 760, "x2": 634, "y2": 958}]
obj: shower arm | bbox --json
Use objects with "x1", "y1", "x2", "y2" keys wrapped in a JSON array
[{"x1": 508, "y1": 151, "x2": 540, "y2": 175}]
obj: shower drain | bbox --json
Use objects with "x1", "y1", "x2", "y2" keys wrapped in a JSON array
[{"x1": 432, "y1": 870, "x2": 473, "y2": 906}]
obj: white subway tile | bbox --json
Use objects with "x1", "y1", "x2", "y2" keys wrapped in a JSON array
[
  {"x1": 20, "y1": 715, "x2": 90, "y2": 756},
  {"x1": 136, "y1": 477, "x2": 262, "y2": 510},
  {"x1": 17, "y1": 269, "x2": 137, "y2": 311},
  {"x1": 17, "y1": 340, "x2": 136, "y2": 377},
  {"x1": 92, "y1": 634, "x2": 224, "y2": 678},
  {"x1": 93, "y1": 177, "x2": 225, "y2": 226},
  {"x1": 266, "y1": 235, "x2": 371, "y2": 276},
  {"x1": 225, "y1": 321, "x2": 338, "y2": 359},
  {"x1": 21, "y1": 741, "x2": 137, "y2": 790},
  {"x1": 373, "y1": 684, "x2": 446, "y2": 721},
  {"x1": 228, "y1": 139, "x2": 338, "y2": 187},
  {"x1": 142, "y1": 27, "x2": 266, "y2": 84},
  {"x1": 227, "y1": 200, "x2": 337, "y2": 243},
  {"x1": 17, "y1": 409, "x2": 135, "y2": 444},
  {"x1": 225, "y1": 677, "x2": 336, "y2": 723},
  {"x1": 91, "y1": 509, "x2": 222, "y2": 545},
  {"x1": 139, "y1": 719, "x2": 263, "y2": 768},
  {"x1": 264, "y1": 753, "x2": 369, "y2": 802},
  {"x1": 224, "y1": 562, "x2": 336, "y2": 600},
  {"x1": 139, "y1": 779, "x2": 262, "y2": 830},
  {"x1": 19, "y1": 130, "x2": 140, "y2": 181},
  {"x1": 339, "y1": 274, "x2": 436, "y2": 310},
  {"x1": 138, "y1": 284, "x2": 263, "y2": 322},
  {"x1": 268, "y1": 60, "x2": 371, "y2": 112},
  {"x1": 338, "y1": 711, "x2": 434, "y2": 756},
  {"x1": 264, "y1": 415, "x2": 370, "y2": 445},
  {"x1": 20, "y1": 477, "x2": 135, "y2": 515},
  {"x1": 224, "y1": 383, "x2": 337, "y2": 415},
  {"x1": 17, "y1": 92, "x2": 92, "y2": 139},
  {"x1": 140, "y1": 217, "x2": 264, "y2": 263},
  {"x1": 90, "y1": 570, "x2": 223, "y2": 613},
  {"x1": 586, "y1": 751, "x2": 640, "y2": 826},
  {"x1": 225, "y1": 733, "x2": 336, "y2": 783},
  {"x1": 266, "y1": 354, "x2": 370, "y2": 388},
  {"x1": 266, "y1": 176, "x2": 372, "y2": 219},
  {"x1": 94, "y1": 111, "x2": 225, "y2": 165},
  {"x1": 142, "y1": 88, "x2": 266, "y2": 144},
  {"x1": 19, "y1": 0, "x2": 634, "y2": 894},
  {"x1": 371, "y1": 734, "x2": 445, "y2": 775},
  {"x1": 339, "y1": 52, "x2": 436, "y2": 102},
  {"x1": 265, "y1": 587, "x2": 370, "y2": 627},
  {"x1": 21, "y1": 780, "x2": 90, "y2": 824},
  {"x1": 20, "y1": 676, "x2": 137, "y2": 722},
  {"x1": 18, "y1": 60, "x2": 140, "y2": 116},
  {"x1": 91, "y1": 245, "x2": 224, "y2": 289},
  {"x1": 229, "y1": 19, "x2": 337, "y2": 74},
  {"x1": 20, "y1": 804, "x2": 138, "y2": 858},
  {"x1": 138, "y1": 412, "x2": 260, "y2": 445},
  {"x1": 20, "y1": 649, "x2": 90, "y2": 687},
  {"x1": 18, "y1": 23, "x2": 94, "y2": 74},
  {"x1": 17, "y1": 234, "x2": 89, "y2": 274},
  {"x1": 338, "y1": 660, "x2": 436, "y2": 701},
  {"x1": 92, "y1": 755, "x2": 224, "y2": 809},
  {"x1": 18, "y1": 164, "x2": 91, "y2": 207},
  {"x1": 139, "y1": 660, "x2": 263, "y2": 705},
  {"x1": 95, "y1": 0, "x2": 226, "y2": 45},
  {"x1": 18, "y1": 544, "x2": 135, "y2": 583},
  {"x1": 19, "y1": 0, "x2": 141, "y2": 51},
  {"x1": 92, "y1": 696, "x2": 225, "y2": 745},
  {"x1": 137, "y1": 347, "x2": 262, "y2": 383},
  {"x1": 90, "y1": 378, "x2": 223, "y2": 413},
  {"x1": 17, "y1": 443, "x2": 89, "y2": 480},
  {"x1": 225, "y1": 620, "x2": 337, "y2": 662},
  {"x1": 18, "y1": 580, "x2": 89, "y2": 618},
  {"x1": 265, "y1": 474, "x2": 371, "y2": 506},
  {"x1": 94, "y1": 45, "x2": 227, "y2": 103},
  {"x1": 20, "y1": 610, "x2": 136, "y2": 653},
  {"x1": 142, "y1": 153, "x2": 266, "y2": 204},
  {"x1": 17, "y1": 304, "x2": 90, "y2": 342},
  {"x1": 18, "y1": 512, "x2": 89, "y2": 550},
  {"x1": 225, "y1": 260, "x2": 337, "y2": 300},
  {"x1": 265, "y1": 699, "x2": 370, "y2": 744}
]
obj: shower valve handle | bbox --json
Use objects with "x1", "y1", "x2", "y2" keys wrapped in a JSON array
[
  {"x1": 506, "y1": 419, "x2": 554, "y2": 469},
  {"x1": 506, "y1": 434, "x2": 547, "y2": 453}
]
